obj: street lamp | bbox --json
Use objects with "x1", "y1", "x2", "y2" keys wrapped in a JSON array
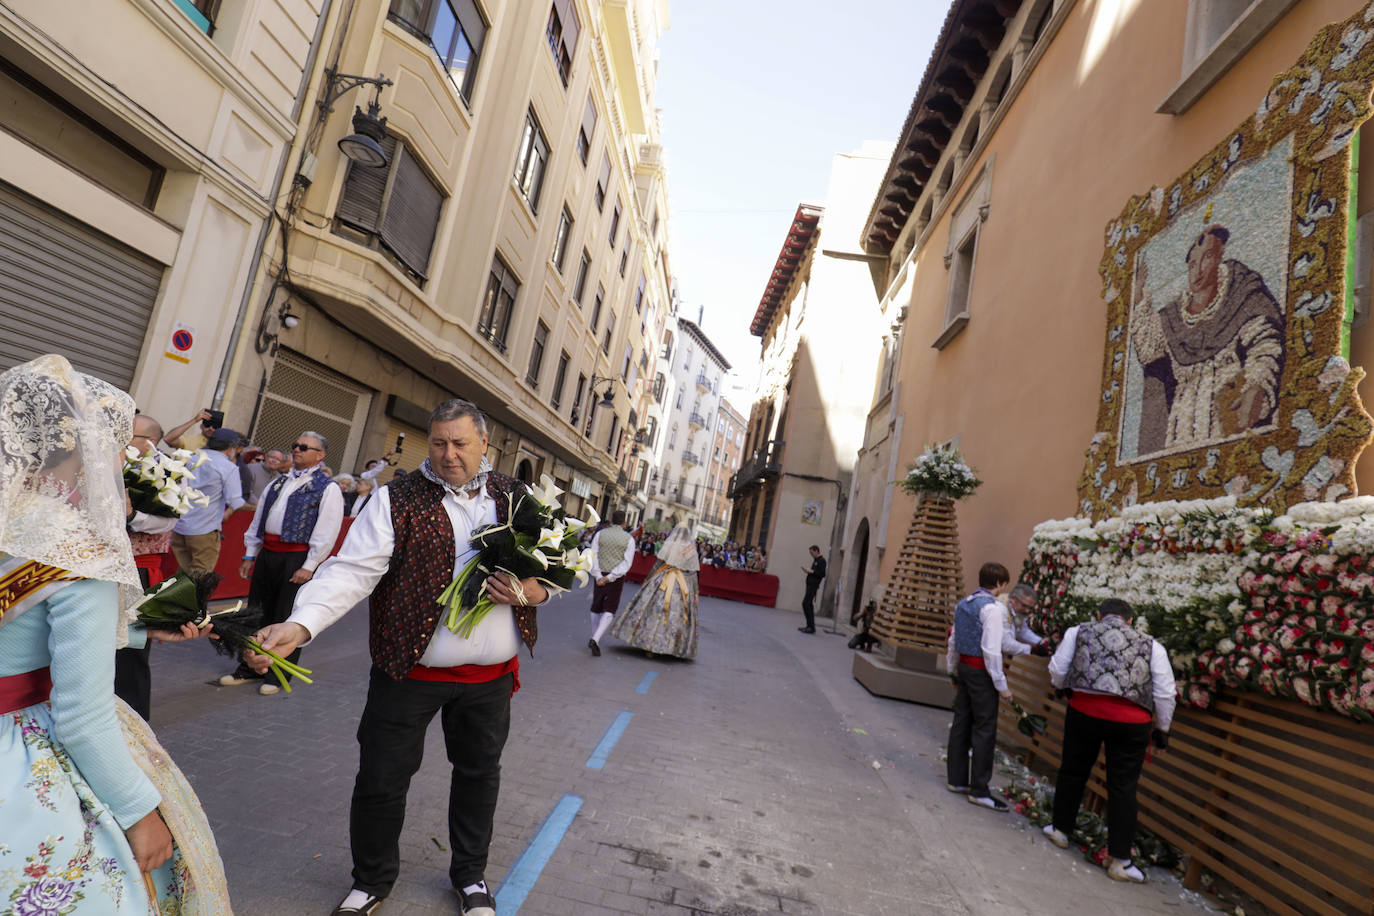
[
  {"x1": 589, "y1": 375, "x2": 619, "y2": 408},
  {"x1": 321, "y1": 69, "x2": 395, "y2": 168}
]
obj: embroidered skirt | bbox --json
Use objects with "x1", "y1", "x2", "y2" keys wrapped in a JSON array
[{"x1": 609, "y1": 565, "x2": 699, "y2": 659}]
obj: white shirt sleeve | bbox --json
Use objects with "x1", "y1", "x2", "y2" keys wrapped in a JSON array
[
  {"x1": 129, "y1": 511, "x2": 178, "y2": 535},
  {"x1": 588, "y1": 531, "x2": 603, "y2": 576},
  {"x1": 221, "y1": 459, "x2": 245, "y2": 513},
  {"x1": 289, "y1": 488, "x2": 395, "y2": 641},
  {"x1": 979, "y1": 602, "x2": 1008, "y2": 692},
  {"x1": 1048, "y1": 626, "x2": 1079, "y2": 687},
  {"x1": 607, "y1": 536, "x2": 634, "y2": 581},
  {"x1": 1151, "y1": 640, "x2": 1177, "y2": 731},
  {"x1": 1014, "y1": 619, "x2": 1043, "y2": 646},
  {"x1": 945, "y1": 627, "x2": 956, "y2": 675},
  {"x1": 360, "y1": 463, "x2": 386, "y2": 481},
  {"x1": 998, "y1": 602, "x2": 1033, "y2": 657},
  {"x1": 304, "y1": 482, "x2": 345, "y2": 572},
  {"x1": 243, "y1": 490, "x2": 268, "y2": 558}
]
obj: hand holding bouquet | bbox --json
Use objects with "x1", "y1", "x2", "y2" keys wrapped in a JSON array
[
  {"x1": 123, "y1": 446, "x2": 207, "y2": 518},
  {"x1": 439, "y1": 475, "x2": 596, "y2": 637},
  {"x1": 1009, "y1": 698, "x2": 1048, "y2": 737},
  {"x1": 129, "y1": 572, "x2": 314, "y2": 692}
]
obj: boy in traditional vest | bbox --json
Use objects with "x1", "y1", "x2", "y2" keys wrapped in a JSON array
[
  {"x1": 587, "y1": 510, "x2": 633, "y2": 656},
  {"x1": 1044, "y1": 598, "x2": 1176, "y2": 883}
]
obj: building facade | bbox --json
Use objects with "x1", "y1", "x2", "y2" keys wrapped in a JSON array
[
  {"x1": 0, "y1": 0, "x2": 323, "y2": 424},
  {"x1": 215, "y1": 0, "x2": 675, "y2": 515},
  {"x1": 698, "y1": 397, "x2": 745, "y2": 541},
  {"x1": 730, "y1": 145, "x2": 891, "y2": 616},
  {"x1": 842, "y1": 0, "x2": 1374, "y2": 614}
]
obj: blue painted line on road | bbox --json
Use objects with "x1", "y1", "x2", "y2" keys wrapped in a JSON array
[
  {"x1": 635, "y1": 671, "x2": 658, "y2": 694},
  {"x1": 586, "y1": 710, "x2": 633, "y2": 769},
  {"x1": 493, "y1": 793, "x2": 582, "y2": 914}
]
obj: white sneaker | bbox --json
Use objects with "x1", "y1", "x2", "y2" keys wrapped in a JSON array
[
  {"x1": 258, "y1": 683, "x2": 280, "y2": 696},
  {"x1": 1107, "y1": 858, "x2": 1145, "y2": 883},
  {"x1": 217, "y1": 673, "x2": 254, "y2": 686},
  {"x1": 1042, "y1": 825, "x2": 1069, "y2": 848}
]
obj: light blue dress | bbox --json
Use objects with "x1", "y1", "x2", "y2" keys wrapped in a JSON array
[{"x1": 0, "y1": 578, "x2": 183, "y2": 914}]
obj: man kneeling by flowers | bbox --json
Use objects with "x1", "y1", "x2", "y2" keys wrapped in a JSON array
[{"x1": 1044, "y1": 598, "x2": 1176, "y2": 883}]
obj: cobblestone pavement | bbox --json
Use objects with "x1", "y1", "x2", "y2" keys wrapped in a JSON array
[{"x1": 146, "y1": 588, "x2": 1218, "y2": 915}]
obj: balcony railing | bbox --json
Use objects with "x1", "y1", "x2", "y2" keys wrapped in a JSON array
[
  {"x1": 681, "y1": 449, "x2": 701, "y2": 467},
  {"x1": 616, "y1": 469, "x2": 628, "y2": 489},
  {"x1": 726, "y1": 439, "x2": 785, "y2": 498},
  {"x1": 688, "y1": 410, "x2": 707, "y2": 430},
  {"x1": 695, "y1": 373, "x2": 712, "y2": 393}
]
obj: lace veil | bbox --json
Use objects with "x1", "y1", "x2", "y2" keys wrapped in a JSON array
[
  {"x1": 658, "y1": 523, "x2": 700, "y2": 572},
  {"x1": 0, "y1": 354, "x2": 141, "y2": 645}
]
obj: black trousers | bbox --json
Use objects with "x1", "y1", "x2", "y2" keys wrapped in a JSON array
[
  {"x1": 946, "y1": 663, "x2": 999, "y2": 796},
  {"x1": 1051, "y1": 705, "x2": 1152, "y2": 860},
  {"x1": 238, "y1": 549, "x2": 308, "y2": 681},
  {"x1": 589, "y1": 578, "x2": 625, "y2": 613},
  {"x1": 351, "y1": 668, "x2": 513, "y2": 897},
  {"x1": 115, "y1": 564, "x2": 154, "y2": 720},
  {"x1": 801, "y1": 579, "x2": 819, "y2": 628}
]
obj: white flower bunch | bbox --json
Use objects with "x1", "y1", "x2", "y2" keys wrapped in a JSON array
[
  {"x1": 123, "y1": 446, "x2": 208, "y2": 518},
  {"x1": 900, "y1": 444, "x2": 982, "y2": 500}
]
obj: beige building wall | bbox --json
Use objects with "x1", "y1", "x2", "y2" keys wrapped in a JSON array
[
  {"x1": 855, "y1": 0, "x2": 1374, "y2": 605},
  {"x1": 0, "y1": 0, "x2": 322, "y2": 424},
  {"x1": 219, "y1": 0, "x2": 675, "y2": 503}
]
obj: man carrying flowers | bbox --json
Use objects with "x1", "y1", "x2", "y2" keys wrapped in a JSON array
[
  {"x1": 1043, "y1": 598, "x2": 1176, "y2": 883},
  {"x1": 247, "y1": 399, "x2": 549, "y2": 916}
]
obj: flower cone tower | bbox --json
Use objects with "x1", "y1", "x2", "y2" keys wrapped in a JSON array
[{"x1": 870, "y1": 493, "x2": 963, "y2": 651}]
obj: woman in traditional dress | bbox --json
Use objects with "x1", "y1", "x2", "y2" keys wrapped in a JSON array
[
  {"x1": 0, "y1": 354, "x2": 232, "y2": 914},
  {"x1": 609, "y1": 521, "x2": 699, "y2": 659}
]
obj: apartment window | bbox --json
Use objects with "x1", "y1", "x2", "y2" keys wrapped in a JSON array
[
  {"x1": 573, "y1": 249, "x2": 591, "y2": 303},
  {"x1": 645, "y1": 416, "x2": 658, "y2": 446},
  {"x1": 577, "y1": 94, "x2": 597, "y2": 165},
  {"x1": 1160, "y1": 0, "x2": 1294, "y2": 114},
  {"x1": 477, "y1": 255, "x2": 519, "y2": 351},
  {"x1": 545, "y1": 0, "x2": 579, "y2": 86},
  {"x1": 650, "y1": 210, "x2": 660, "y2": 239},
  {"x1": 633, "y1": 274, "x2": 645, "y2": 313},
  {"x1": 336, "y1": 135, "x2": 445, "y2": 282},
  {"x1": 602, "y1": 310, "x2": 615, "y2": 355},
  {"x1": 552, "y1": 205, "x2": 573, "y2": 272},
  {"x1": 388, "y1": 0, "x2": 487, "y2": 101},
  {"x1": 619, "y1": 246, "x2": 628, "y2": 277},
  {"x1": 652, "y1": 373, "x2": 665, "y2": 402},
  {"x1": 595, "y1": 153, "x2": 611, "y2": 211},
  {"x1": 608, "y1": 197, "x2": 622, "y2": 247},
  {"x1": 525, "y1": 320, "x2": 549, "y2": 387},
  {"x1": 571, "y1": 373, "x2": 586, "y2": 425},
  {"x1": 934, "y1": 164, "x2": 991, "y2": 349},
  {"x1": 513, "y1": 108, "x2": 550, "y2": 212},
  {"x1": 621, "y1": 344, "x2": 632, "y2": 381},
  {"x1": 551, "y1": 351, "x2": 570, "y2": 407},
  {"x1": 606, "y1": 413, "x2": 619, "y2": 454},
  {"x1": 590, "y1": 285, "x2": 604, "y2": 332},
  {"x1": 660, "y1": 332, "x2": 673, "y2": 360},
  {"x1": 173, "y1": 0, "x2": 219, "y2": 34}
]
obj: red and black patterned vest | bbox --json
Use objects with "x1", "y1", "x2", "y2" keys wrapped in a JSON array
[{"x1": 369, "y1": 470, "x2": 539, "y2": 680}]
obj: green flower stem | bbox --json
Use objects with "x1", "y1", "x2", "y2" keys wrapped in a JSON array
[{"x1": 244, "y1": 638, "x2": 314, "y2": 689}]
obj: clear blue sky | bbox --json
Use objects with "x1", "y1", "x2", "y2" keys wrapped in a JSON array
[{"x1": 654, "y1": 0, "x2": 943, "y2": 374}]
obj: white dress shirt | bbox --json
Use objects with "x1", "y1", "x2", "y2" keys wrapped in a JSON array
[
  {"x1": 242, "y1": 466, "x2": 345, "y2": 572},
  {"x1": 129, "y1": 512, "x2": 177, "y2": 535},
  {"x1": 944, "y1": 596, "x2": 1036, "y2": 693},
  {"x1": 288, "y1": 483, "x2": 519, "y2": 667},
  {"x1": 589, "y1": 527, "x2": 634, "y2": 582},
  {"x1": 1048, "y1": 621, "x2": 1177, "y2": 731}
]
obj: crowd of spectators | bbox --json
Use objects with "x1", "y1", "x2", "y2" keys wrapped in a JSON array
[{"x1": 631, "y1": 530, "x2": 766, "y2": 572}]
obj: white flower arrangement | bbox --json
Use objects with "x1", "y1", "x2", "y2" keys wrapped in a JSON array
[
  {"x1": 900, "y1": 444, "x2": 982, "y2": 500},
  {"x1": 123, "y1": 446, "x2": 208, "y2": 518}
]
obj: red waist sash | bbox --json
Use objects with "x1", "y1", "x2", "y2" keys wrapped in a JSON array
[
  {"x1": 263, "y1": 533, "x2": 310, "y2": 553},
  {"x1": 958, "y1": 654, "x2": 987, "y2": 669},
  {"x1": 407, "y1": 657, "x2": 520, "y2": 695},
  {"x1": 0, "y1": 667, "x2": 52, "y2": 714},
  {"x1": 1069, "y1": 691, "x2": 1152, "y2": 723}
]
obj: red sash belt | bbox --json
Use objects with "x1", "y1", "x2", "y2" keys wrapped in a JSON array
[
  {"x1": 958, "y1": 654, "x2": 987, "y2": 669},
  {"x1": 407, "y1": 656, "x2": 520, "y2": 695},
  {"x1": 263, "y1": 534, "x2": 310, "y2": 553},
  {"x1": 0, "y1": 667, "x2": 52, "y2": 714},
  {"x1": 1069, "y1": 691, "x2": 1151, "y2": 724}
]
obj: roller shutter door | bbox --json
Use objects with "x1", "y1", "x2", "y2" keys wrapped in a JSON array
[
  {"x1": 0, "y1": 180, "x2": 162, "y2": 388},
  {"x1": 252, "y1": 350, "x2": 372, "y2": 473}
]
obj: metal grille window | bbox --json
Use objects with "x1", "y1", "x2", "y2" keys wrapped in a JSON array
[
  {"x1": 526, "y1": 320, "x2": 548, "y2": 387},
  {"x1": 577, "y1": 93, "x2": 597, "y2": 164},
  {"x1": 551, "y1": 351, "x2": 570, "y2": 407},
  {"x1": 590, "y1": 285, "x2": 604, "y2": 334},
  {"x1": 595, "y1": 153, "x2": 610, "y2": 211},
  {"x1": 388, "y1": 0, "x2": 487, "y2": 101},
  {"x1": 545, "y1": 0, "x2": 579, "y2": 86},
  {"x1": 573, "y1": 249, "x2": 591, "y2": 304},
  {"x1": 513, "y1": 108, "x2": 550, "y2": 213},
  {"x1": 552, "y1": 206, "x2": 573, "y2": 273},
  {"x1": 253, "y1": 350, "x2": 371, "y2": 472},
  {"x1": 336, "y1": 135, "x2": 445, "y2": 282},
  {"x1": 478, "y1": 255, "x2": 518, "y2": 351}
]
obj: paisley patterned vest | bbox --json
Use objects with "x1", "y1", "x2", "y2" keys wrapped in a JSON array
[
  {"x1": 369, "y1": 470, "x2": 537, "y2": 680},
  {"x1": 257, "y1": 470, "x2": 332, "y2": 544},
  {"x1": 1065, "y1": 616, "x2": 1156, "y2": 710}
]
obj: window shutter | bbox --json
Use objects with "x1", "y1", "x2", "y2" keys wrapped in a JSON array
[
  {"x1": 581, "y1": 94, "x2": 598, "y2": 142},
  {"x1": 455, "y1": 0, "x2": 487, "y2": 56},
  {"x1": 337, "y1": 136, "x2": 397, "y2": 232},
  {"x1": 380, "y1": 145, "x2": 444, "y2": 278},
  {"x1": 598, "y1": 152, "x2": 611, "y2": 190},
  {"x1": 556, "y1": 0, "x2": 580, "y2": 58}
]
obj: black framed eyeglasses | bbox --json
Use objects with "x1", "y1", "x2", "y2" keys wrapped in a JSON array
[{"x1": 292, "y1": 443, "x2": 322, "y2": 452}]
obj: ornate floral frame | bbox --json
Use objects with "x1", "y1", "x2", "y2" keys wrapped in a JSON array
[{"x1": 1079, "y1": 4, "x2": 1374, "y2": 520}]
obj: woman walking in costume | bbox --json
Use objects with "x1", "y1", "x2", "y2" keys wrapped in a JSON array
[
  {"x1": 0, "y1": 354, "x2": 231, "y2": 914},
  {"x1": 609, "y1": 521, "x2": 699, "y2": 659}
]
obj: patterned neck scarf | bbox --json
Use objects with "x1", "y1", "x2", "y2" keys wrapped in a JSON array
[{"x1": 420, "y1": 455, "x2": 492, "y2": 496}]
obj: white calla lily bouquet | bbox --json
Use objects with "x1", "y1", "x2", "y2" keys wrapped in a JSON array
[
  {"x1": 438, "y1": 474, "x2": 597, "y2": 637},
  {"x1": 122, "y1": 446, "x2": 208, "y2": 518}
]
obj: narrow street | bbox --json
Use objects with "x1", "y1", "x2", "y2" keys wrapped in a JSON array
[{"x1": 148, "y1": 590, "x2": 1217, "y2": 916}]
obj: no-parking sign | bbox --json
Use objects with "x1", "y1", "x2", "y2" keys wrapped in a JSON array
[{"x1": 165, "y1": 322, "x2": 196, "y2": 364}]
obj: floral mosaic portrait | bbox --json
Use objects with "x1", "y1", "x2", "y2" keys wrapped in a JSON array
[{"x1": 1080, "y1": 3, "x2": 1374, "y2": 519}]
